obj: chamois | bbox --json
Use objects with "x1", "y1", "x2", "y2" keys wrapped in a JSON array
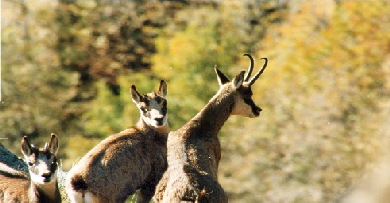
[
  {"x1": 154, "y1": 54, "x2": 268, "y2": 203},
  {"x1": 0, "y1": 134, "x2": 61, "y2": 203},
  {"x1": 66, "y1": 80, "x2": 168, "y2": 203}
]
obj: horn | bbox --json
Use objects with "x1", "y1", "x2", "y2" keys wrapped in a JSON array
[
  {"x1": 248, "y1": 58, "x2": 267, "y2": 86},
  {"x1": 243, "y1": 53, "x2": 254, "y2": 81}
]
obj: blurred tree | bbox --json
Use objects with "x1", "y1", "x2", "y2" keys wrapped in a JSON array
[
  {"x1": 56, "y1": 0, "x2": 184, "y2": 96},
  {"x1": 219, "y1": 1, "x2": 390, "y2": 202},
  {"x1": 1, "y1": 0, "x2": 79, "y2": 156},
  {"x1": 152, "y1": 1, "x2": 285, "y2": 129}
]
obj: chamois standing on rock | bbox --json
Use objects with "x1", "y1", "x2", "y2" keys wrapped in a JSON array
[
  {"x1": 66, "y1": 80, "x2": 168, "y2": 203},
  {"x1": 0, "y1": 134, "x2": 61, "y2": 203},
  {"x1": 154, "y1": 54, "x2": 268, "y2": 203}
]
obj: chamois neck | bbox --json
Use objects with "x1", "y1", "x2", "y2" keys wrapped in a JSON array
[
  {"x1": 192, "y1": 88, "x2": 234, "y2": 135},
  {"x1": 30, "y1": 180, "x2": 60, "y2": 202},
  {"x1": 137, "y1": 119, "x2": 169, "y2": 135}
]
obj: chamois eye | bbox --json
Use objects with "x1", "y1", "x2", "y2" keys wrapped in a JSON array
[
  {"x1": 159, "y1": 99, "x2": 166, "y2": 106},
  {"x1": 28, "y1": 162, "x2": 33, "y2": 166},
  {"x1": 156, "y1": 98, "x2": 164, "y2": 105},
  {"x1": 243, "y1": 90, "x2": 253, "y2": 98}
]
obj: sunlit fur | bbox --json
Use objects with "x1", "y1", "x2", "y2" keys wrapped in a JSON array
[
  {"x1": 66, "y1": 80, "x2": 169, "y2": 203},
  {"x1": 154, "y1": 62, "x2": 265, "y2": 203},
  {"x1": 0, "y1": 134, "x2": 61, "y2": 203}
]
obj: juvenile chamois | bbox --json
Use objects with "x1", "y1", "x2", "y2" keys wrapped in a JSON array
[
  {"x1": 0, "y1": 134, "x2": 61, "y2": 203},
  {"x1": 66, "y1": 80, "x2": 169, "y2": 203},
  {"x1": 154, "y1": 54, "x2": 268, "y2": 203}
]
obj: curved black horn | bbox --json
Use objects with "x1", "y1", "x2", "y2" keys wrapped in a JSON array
[
  {"x1": 248, "y1": 58, "x2": 267, "y2": 86},
  {"x1": 243, "y1": 53, "x2": 254, "y2": 81}
]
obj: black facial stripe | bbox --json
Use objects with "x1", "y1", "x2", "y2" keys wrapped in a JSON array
[
  {"x1": 240, "y1": 87, "x2": 253, "y2": 96},
  {"x1": 51, "y1": 158, "x2": 58, "y2": 173},
  {"x1": 243, "y1": 98, "x2": 259, "y2": 113},
  {"x1": 28, "y1": 151, "x2": 38, "y2": 167},
  {"x1": 160, "y1": 98, "x2": 167, "y2": 115},
  {"x1": 162, "y1": 105, "x2": 167, "y2": 116}
]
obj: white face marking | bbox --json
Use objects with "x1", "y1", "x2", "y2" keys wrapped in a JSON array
[
  {"x1": 230, "y1": 87, "x2": 261, "y2": 118},
  {"x1": 131, "y1": 81, "x2": 168, "y2": 129},
  {"x1": 136, "y1": 95, "x2": 168, "y2": 128},
  {"x1": 30, "y1": 168, "x2": 58, "y2": 185},
  {"x1": 231, "y1": 96, "x2": 256, "y2": 117},
  {"x1": 26, "y1": 151, "x2": 58, "y2": 185}
]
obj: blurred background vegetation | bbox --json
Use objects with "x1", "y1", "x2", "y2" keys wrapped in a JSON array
[{"x1": 1, "y1": 0, "x2": 390, "y2": 202}]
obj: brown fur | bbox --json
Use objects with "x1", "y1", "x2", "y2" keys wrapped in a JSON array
[
  {"x1": 66, "y1": 120, "x2": 168, "y2": 203},
  {"x1": 155, "y1": 55, "x2": 267, "y2": 203},
  {"x1": 0, "y1": 168, "x2": 30, "y2": 203},
  {"x1": 66, "y1": 80, "x2": 168, "y2": 203},
  {"x1": 0, "y1": 174, "x2": 60, "y2": 203},
  {"x1": 155, "y1": 87, "x2": 234, "y2": 203},
  {"x1": 0, "y1": 135, "x2": 61, "y2": 203}
]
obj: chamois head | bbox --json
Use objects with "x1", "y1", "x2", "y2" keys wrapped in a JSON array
[
  {"x1": 21, "y1": 134, "x2": 59, "y2": 184},
  {"x1": 214, "y1": 54, "x2": 267, "y2": 118},
  {"x1": 131, "y1": 80, "x2": 168, "y2": 128}
]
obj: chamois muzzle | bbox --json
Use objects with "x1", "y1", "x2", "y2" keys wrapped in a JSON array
[
  {"x1": 253, "y1": 106, "x2": 262, "y2": 117},
  {"x1": 42, "y1": 172, "x2": 53, "y2": 182},
  {"x1": 155, "y1": 117, "x2": 165, "y2": 126}
]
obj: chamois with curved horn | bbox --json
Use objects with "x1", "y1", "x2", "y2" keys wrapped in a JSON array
[
  {"x1": 66, "y1": 80, "x2": 169, "y2": 203},
  {"x1": 0, "y1": 134, "x2": 61, "y2": 203},
  {"x1": 154, "y1": 54, "x2": 268, "y2": 203}
]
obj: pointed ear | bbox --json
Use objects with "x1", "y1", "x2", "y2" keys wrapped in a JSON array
[
  {"x1": 214, "y1": 65, "x2": 230, "y2": 86},
  {"x1": 48, "y1": 133, "x2": 59, "y2": 155},
  {"x1": 232, "y1": 71, "x2": 245, "y2": 89},
  {"x1": 130, "y1": 85, "x2": 142, "y2": 103},
  {"x1": 158, "y1": 80, "x2": 167, "y2": 98},
  {"x1": 21, "y1": 136, "x2": 32, "y2": 157}
]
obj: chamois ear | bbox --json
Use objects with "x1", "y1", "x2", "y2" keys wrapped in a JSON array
[
  {"x1": 21, "y1": 136, "x2": 32, "y2": 157},
  {"x1": 130, "y1": 85, "x2": 142, "y2": 103},
  {"x1": 214, "y1": 65, "x2": 230, "y2": 86},
  {"x1": 232, "y1": 71, "x2": 245, "y2": 89},
  {"x1": 48, "y1": 133, "x2": 59, "y2": 155},
  {"x1": 158, "y1": 80, "x2": 167, "y2": 98}
]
